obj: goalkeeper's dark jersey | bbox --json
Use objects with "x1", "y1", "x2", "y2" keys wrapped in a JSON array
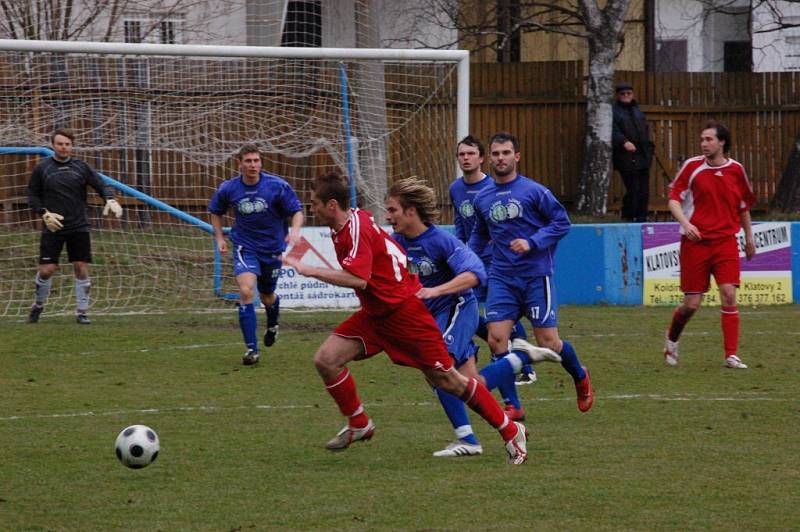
[{"x1": 27, "y1": 157, "x2": 113, "y2": 233}]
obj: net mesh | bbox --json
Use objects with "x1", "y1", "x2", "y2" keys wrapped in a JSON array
[{"x1": 0, "y1": 50, "x2": 458, "y2": 317}]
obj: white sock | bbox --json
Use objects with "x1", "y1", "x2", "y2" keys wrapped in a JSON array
[
  {"x1": 75, "y1": 278, "x2": 91, "y2": 314},
  {"x1": 34, "y1": 272, "x2": 52, "y2": 306}
]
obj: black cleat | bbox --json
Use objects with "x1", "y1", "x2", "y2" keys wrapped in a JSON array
[
  {"x1": 263, "y1": 325, "x2": 279, "y2": 347},
  {"x1": 27, "y1": 304, "x2": 43, "y2": 323},
  {"x1": 76, "y1": 314, "x2": 91, "y2": 325}
]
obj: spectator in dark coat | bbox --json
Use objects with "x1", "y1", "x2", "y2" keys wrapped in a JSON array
[{"x1": 612, "y1": 83, "x2": 654, "y2": 222}]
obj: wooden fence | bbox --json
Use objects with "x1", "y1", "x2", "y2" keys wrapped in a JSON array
[{"x1": 466, "y1": 63, "x2": 800, "y2": 219}]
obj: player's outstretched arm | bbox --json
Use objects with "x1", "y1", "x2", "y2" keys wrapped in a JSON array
[
  {"x1": 416, "y1": 271, "x2": 479, "y2": 300},
  {"x1": 286, "y1": 210, "x2": 304, "y2": 247},
  {"x1": 282, "y1": 255, "x2": 367, "y2": 290}
]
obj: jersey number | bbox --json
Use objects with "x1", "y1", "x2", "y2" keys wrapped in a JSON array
[{"x1": 384, "y1": 238, "x2": 407, "y2": 282}]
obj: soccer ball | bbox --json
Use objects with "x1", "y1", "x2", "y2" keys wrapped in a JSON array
[{"x1": 115, "y1": 424, "x2": 160, "y2": 469}]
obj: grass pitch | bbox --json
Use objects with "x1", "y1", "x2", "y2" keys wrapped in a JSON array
[{"x1": 1, "y1": 305, "x2": 798, "y2": 530}]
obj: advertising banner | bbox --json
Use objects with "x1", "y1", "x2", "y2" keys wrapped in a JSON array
[{"x1": 642, "y1": 222, "x2": 792, "y2": 306}]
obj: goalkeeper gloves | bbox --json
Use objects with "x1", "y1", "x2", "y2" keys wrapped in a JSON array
[
  {"x1": 42, "y1": 209, "x2": 64, "y2": 232},
  {"x1": 103, "y1": 199, "x2": 123, "y2": 218}
]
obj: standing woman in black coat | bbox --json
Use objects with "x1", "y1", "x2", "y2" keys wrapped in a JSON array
[{"x1": 612, "y1": 83, "x2": 654, "y2": 222}]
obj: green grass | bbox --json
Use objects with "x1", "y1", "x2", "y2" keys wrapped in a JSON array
[{"x1": 1, "y1": 306, "x2": 798, "y2": 530}]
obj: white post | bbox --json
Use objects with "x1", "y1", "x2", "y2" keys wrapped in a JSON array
[{"x1": 456, "y1": 53, "x2": 470, "y2": 177}]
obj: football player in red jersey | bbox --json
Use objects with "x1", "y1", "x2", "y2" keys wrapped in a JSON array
[
  {"x1": 664, "y1": 120, "x2": 757, "y2": 369},
  {"x1": 281, "y1": 173, "x2": 528, "y2": 464}
]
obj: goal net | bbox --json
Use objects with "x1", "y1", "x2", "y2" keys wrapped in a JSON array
[{"x1": 0, "y1": 40, "x2": 466, "y2": 317}]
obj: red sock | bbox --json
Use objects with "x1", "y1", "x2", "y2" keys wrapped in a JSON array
[
  {"x1": 460, "y1": 377, "x2": 518, "y2": 442},
  {"x1": 324, "y1": 368, "x2": 369, "y2": 428},
  {"x1": 668, "y1": 306, "x2": 694, "y2": 342},
  {"x1": 721, "y1": 306, "x2": 739, "y2": 357}
]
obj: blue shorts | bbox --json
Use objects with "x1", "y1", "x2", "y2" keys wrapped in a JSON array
[
  {"x1": 233, "y1": 246, "x2": 282, "y2": 295},
  {"x1": 433, "y1": 295, "x2": 479, "y2": 367},
  {"x1": 485, "y1": 273, "x2": 558, "y2": 328}
]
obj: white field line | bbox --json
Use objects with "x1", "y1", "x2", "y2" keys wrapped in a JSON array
[{"x1": 0, "y1": 393, "x2": 792, "y2": 423}]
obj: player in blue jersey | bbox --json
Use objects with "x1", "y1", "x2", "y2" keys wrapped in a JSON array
[
  {"x1": 387, "y1": 177, "x2": 558, "y2": 457},
  {"x1": 450, "y1": 136, "x2": 538, "y2": 418},
  {"x1": 209, "y1": 144, "x2": 304, "y2": 365},
  {"x1": 469, "y1": 132, "x2": 594, "y2": 412}
]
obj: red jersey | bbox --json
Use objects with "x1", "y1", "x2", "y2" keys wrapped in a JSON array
[
  {"x1": 668, "y1": 155, "x2": 756, "y2": 239},
  {"x1": 332, "y1": 208, "x2": 421, "y2": 316}
]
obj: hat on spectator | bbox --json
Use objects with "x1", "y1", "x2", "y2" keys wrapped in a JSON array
[{"x1": 616, "y1": 82, "x2": 634, "y2": 93}]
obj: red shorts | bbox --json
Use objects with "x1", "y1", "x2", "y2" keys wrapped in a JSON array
[
  {"x1": 334, "y1": 296, "x2": 453, "y2": 372},
  {"x1": 679, "y1": 236, "x2": 740, "y2": 293}
]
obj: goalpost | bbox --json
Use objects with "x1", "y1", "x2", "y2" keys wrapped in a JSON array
[{"x1": 0, "y1": 39, "x2": 468, "y2": 317}]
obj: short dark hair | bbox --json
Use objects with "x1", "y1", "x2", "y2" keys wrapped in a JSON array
[
  {"x1": 457, "y1": 135, "x2": 485, "y2": 157},
  {"x1": 704, "y1": 120, "x2": 732, "y2": 154},
  {"x1": 237, "y1": 144, "x2": 261, "y2": 159},
  {"x1": 489, "y1": 131, "x2": 519, "y2": 153},
  {"x1": 51, "y1": 128, "x2": 75, "y2": 143},
  {"x1": 313, "y1": 172, "x2": 350, "y2": 209}
]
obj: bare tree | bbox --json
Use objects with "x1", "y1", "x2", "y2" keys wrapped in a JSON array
[
  {"x1": 382, "y1": 0, "x2": 633, "y2": 215},
  {"x1": 0, "y1": 0, "x2": 241, "y2": 43}
]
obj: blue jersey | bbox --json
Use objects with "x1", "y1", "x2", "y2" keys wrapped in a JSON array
[
  {"x1": 392, "y1": 224, "x2": 486, "y2": 317},
  {"x1": 208, "y1": 172, "x2": 302, "y2": 256},
  {"x1": 449, "y1": 174, "x2": 493, "y2": 264},
  {"x1": 468, "y1": 174, "x2": 570, "y2": 277}
]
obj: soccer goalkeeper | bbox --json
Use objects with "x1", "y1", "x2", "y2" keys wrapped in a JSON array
[{"x1": 26, "y1": 128, "x2": 123, "y2": 324}]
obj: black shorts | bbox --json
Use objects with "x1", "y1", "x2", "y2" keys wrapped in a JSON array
[{"x1": 39, "y1": 231, "x2": 92, "y2": 264}]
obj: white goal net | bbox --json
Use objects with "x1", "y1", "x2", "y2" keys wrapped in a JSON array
[{"x1": 0, "y1": 40, "x2": 466, "y2": 317}]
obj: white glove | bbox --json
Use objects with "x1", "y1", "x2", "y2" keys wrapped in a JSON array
[
  {"x1": 103, "y1": 199, "x2": 123, "y2": 218},
  {"x1": 42, "y1": 209, "x2": 64, "y2": 232}
]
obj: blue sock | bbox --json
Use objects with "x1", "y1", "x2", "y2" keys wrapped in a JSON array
[
  {"x1": 480, "y1": 352, "x2": 521, "y2": 409},
  {"x1": 475, "y1": 315, "x2": 488, "y2": 342},
  {"x1": 510, "y1": 320, "x2": 528, "y2": 340},
  {"x1": 238, "y1": 303, "x2": 258, "y2": 351},
  {"x1": 559, "y1": 340, "x2": 586, "y2": 382},
  {"x1": 435, "y1": 388, "x2": 479, "y2": 444},
  {"x1": 265, "y1": 295, "x2": 280, "y2": 328}
]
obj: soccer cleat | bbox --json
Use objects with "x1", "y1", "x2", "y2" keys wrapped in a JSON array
[
  {"x1": 511, "y1": 338, "x2": 562, "y2": 363},
  {"x1": 76, "y1": 314, "x2": 91, "y2": 325},
  {"x1": 515, "y1": 371, "x2": 538, "y2": 386},
  {"x1": 27, "y1": 304, "x2": 43, "y2": 324},
  {"x1": 504, "y1": 404, "x2": 526, "y2": 422},
  {"x1": 575, "y1": 366, "x2": 594, "y2": 412},
  {"x1": 263, "y1": 325, "x2": 279, "y2": 347},
  {"x1": 664, "y1": 332, "x2": 679, "y2": 366},
  {"x1": 432, "y1": 441, "x2": 483, "y2": 458},
  {"x1": 325, "y1": 419, "x2": 376, "y2": 451},
  {"x1": 242, "y1": 349, "x2": 260, "y2": 366},
  {"x1": 505, "y1": 422, "x2": 528, "y2": 465},
  {"x1": 724, "y1": 355, "x2": 748, "y2": 369}
]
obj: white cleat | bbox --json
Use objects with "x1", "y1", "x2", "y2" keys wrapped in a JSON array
[
  {"x1": 511, "y1": 338, "x2": 561, "y2": 363},
  {"x1": 505, "y1": 422, "x2": 528, "y2": 465},
  {"x1": 515, "y1": 371, "x2": 538, "y2": 386},
  {"x1": 663, "y1": 332, "x2": 679, "y2": 366},
  {"x1": 724, "y1": 355, "x2": 748, "y2": 369},
  {"x1": 432, "y1": 441, "x2": 483, "y2": 458},
  {"x1": 325, "y1": 419, "x2": 376, "y2": 451}
]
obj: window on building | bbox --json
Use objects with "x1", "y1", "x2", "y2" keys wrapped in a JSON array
[
  {"x1": 281, "y1": 1, "x2": 322, "y2": 47},
  {"x1": 724, "y1": 41, "x2": 751, "y2": 72},
  {"x1": 160, "y1": 19, "x2": 177, "y2": 44},
  {"x1": 124, "y1": 20, "x2": 143, "y2": 43},
  {"x1": 123, "y1": 15, "x2": 182, "y2": 44},
  {"x1": 656, "y1": 40, "x2": 688, "y2": 72}
]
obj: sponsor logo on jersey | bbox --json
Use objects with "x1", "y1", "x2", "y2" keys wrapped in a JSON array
[
  {"x1": 237, "y1": 197, "x2": 268, "y2": 215},
  {"x1": 489, "y1": 198, "x2": 523, "y2": 223},
  {"x1": 458, "y1": 200, "x2": 475, "y2": 218}
]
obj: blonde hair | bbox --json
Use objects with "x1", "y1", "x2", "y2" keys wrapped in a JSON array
[{"x1": 388, "y1": 177, "x2": 440, "y2": 224}]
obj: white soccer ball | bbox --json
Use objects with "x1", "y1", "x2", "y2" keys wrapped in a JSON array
[{"x1": 115, "y1": 424, "x2": 160, "y2": 469}]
